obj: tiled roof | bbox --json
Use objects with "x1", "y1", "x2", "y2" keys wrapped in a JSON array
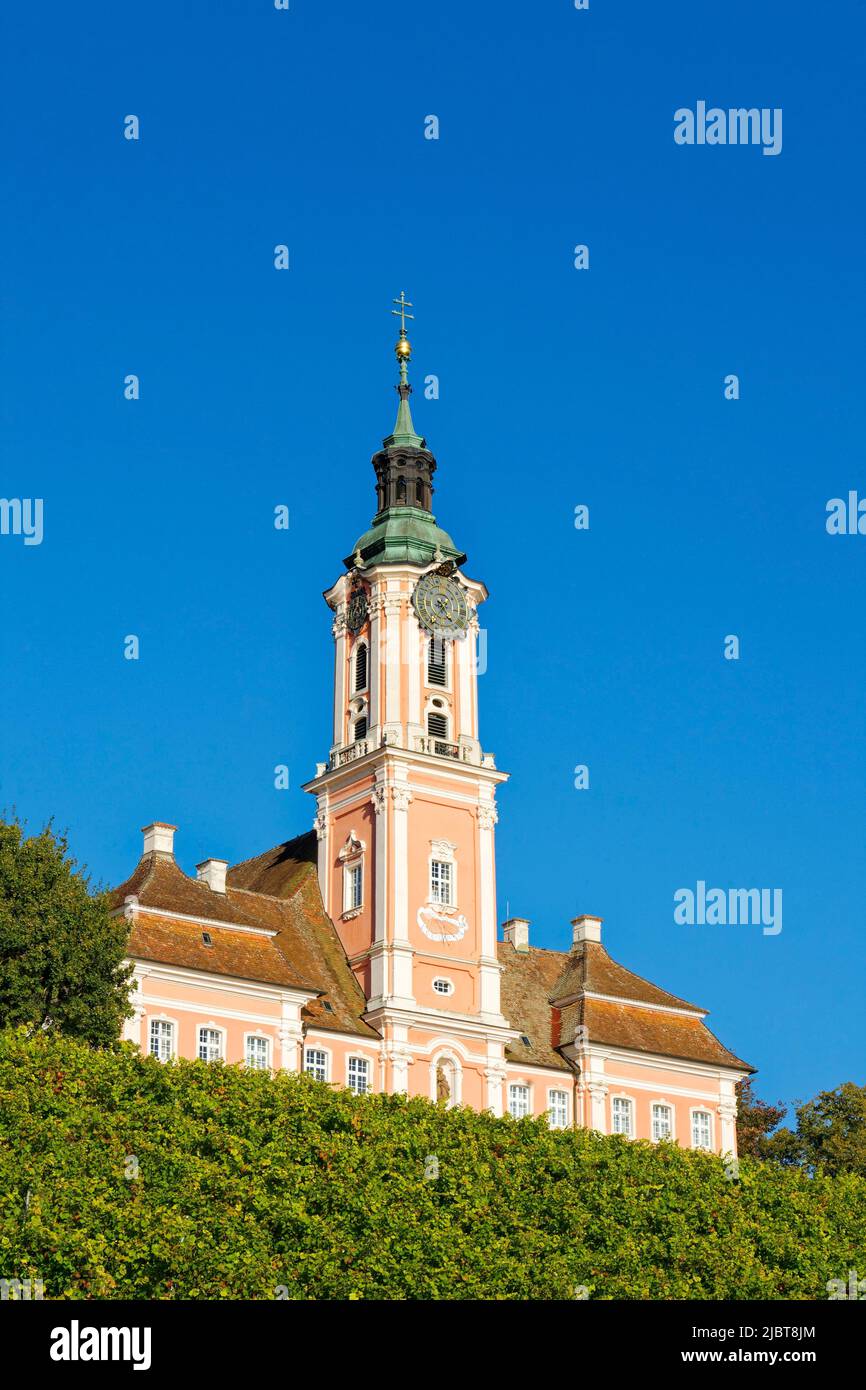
[
  {"x1": 560, "y1": 998, "x2": 753, "y2": 1070},
  {"x1": 499, "y1": 939, "x2": 752, "y2": 1073},
  {"x1": 499, "y1": 942, "x2": 572, "y2": 1071},
  {"x1": 115, "y1": 843, "x2": 377, "y2": 1040},
  {"x1": 550, "y1": 939, "x2": 701, "y2": 1013},
  {"x1": 227, "y1": 831, "x2": 318, "y2": 898},
  {"x1": 230, "y1": 866, "x2": 378, "y2": 1039},
  {"x1": 127, "y1": 913, "x2": 313, "y2": 990}
]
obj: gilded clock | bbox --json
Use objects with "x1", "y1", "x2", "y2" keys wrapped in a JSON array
[{"x1": 412, "y1": 573, "x2": 469, "y2": 636}]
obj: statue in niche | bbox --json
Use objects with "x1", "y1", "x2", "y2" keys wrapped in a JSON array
[{"x1": 436, "y1": 1064, "x2": 451, "y2": 1104}]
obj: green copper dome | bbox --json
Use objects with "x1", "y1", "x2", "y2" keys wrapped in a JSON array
[
  {"x1": 346, "y1": 505, "x2": 465, "y2": 570},
  {"x1": 346, "y1": 296, "x2": 466, "y2": 570}
]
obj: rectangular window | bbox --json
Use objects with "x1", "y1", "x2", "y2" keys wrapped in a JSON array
[
  {"x1": 198, "y1": 1027, "x2": 223, "y2": 1063},
  {"x1": 246, "y1": 1036, "x2": 270, "y2": 1070},
  {"x1": 347, "y1": 1056, "x2": 370, "y2": 1095},
  {"x1": 652, "y1": 1103, "x2": 673, "y2": 1141},
  {"x1": 348, "y1": 863, "x2": 362, "y2": 910},
  {"x1": 508, "y1": 1084, "x2": 531, "y2": 1119},
  {"x1": 430, "y1": 859, "x2": 453, "y2": 906},
  {"x1": 612, "y1": 1096, "x2": 634, "y2": 1136},
  {"x1": 304, "y1": 1048, "x2": 328, "y2": 1082},
  {"x1": 548, "y1": 1090, "x2": 569, "y2": 1130},
  {"x1": 692, "y1": 1110, "x2": 712, "y2": 1150},
  {"x1": 149, "y1": 1019, "x2": 174, "y2": 1062}
]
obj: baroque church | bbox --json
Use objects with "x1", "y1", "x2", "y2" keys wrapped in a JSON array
[{"x1": 114, "y1": 300, "x2": 752, "y2": 1154}]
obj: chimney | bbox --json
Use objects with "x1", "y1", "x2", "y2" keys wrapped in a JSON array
[
  {"x1": 196, "y1": 858, "x2": 228, "y2": 894},
  {"x1": 502, "y1": 917, "x2": 530, "y2": 952},
  {"x1": 141, "y1": 822, "x2": 177, "y2": 858},
  {"x1": 572, "y1": 914, "x2": 603, "y2": 946}
]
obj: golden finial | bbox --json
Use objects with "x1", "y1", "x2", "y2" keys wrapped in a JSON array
[{"x1": 391, "y1": 291, "x2": 414, "y2": 366}]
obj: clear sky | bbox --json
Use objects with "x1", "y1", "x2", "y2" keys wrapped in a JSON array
[{"x1": 1, "y1": 1, "x2": 863, "y2": 1112}]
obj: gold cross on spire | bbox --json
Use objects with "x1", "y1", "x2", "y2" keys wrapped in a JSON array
[{"x1": 391, "y1": 291, "x2": 414, "y2": 336}]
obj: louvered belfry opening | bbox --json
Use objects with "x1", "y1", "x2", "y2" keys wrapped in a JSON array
[
  {"x1": 354, "y1": 642, "x2": 368, "y2": 692},
  {"x1": 427, "y1": 638, "x2": 448, "y2": 686},
  {"x1": 354, "y1": 717, "x2": 368, "y2": 742},
  {"x1": 427, "y1": 711, "x2": 448, "y2": 739}
]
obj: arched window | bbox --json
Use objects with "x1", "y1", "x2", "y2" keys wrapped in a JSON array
[
  {"x1": 354, "y1": 642, "x2": 368, "y2": 692},
  {"x1": 415, "y1": 479, "x2": 424, "y2": 506},
  {"x1": 396, "y1": 476, "x2": 407, "y2": 502}
]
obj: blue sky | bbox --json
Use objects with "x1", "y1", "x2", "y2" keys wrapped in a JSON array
[{"x1": 1, "y1": 1, "x2": 863, "y2": 1112}]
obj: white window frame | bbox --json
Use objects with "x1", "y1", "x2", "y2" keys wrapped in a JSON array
[
  {"x1": 690, "y1": 1108, "x2": 714, "y2": 1151},
  {"x1": 548, "y1": 1088, "x2": 569, "y2": 1130},
  {"x1": 304, "y1": 1046, "x2": 330, "y2": 1083},
  {"x1": 346, "y1": 861, "x2": 363, "y2": 911},
  {"x1": 346, "y1": 1055, "x2": 371, "y2": 1095},
  {"x1": 428, "y1": 839, "x2": 457, "y2": 907},
  {"x1": 508, "y1": 1082, "x2": 532, "y2": 1119},
  {"x1": 197, "y1": 1024, "x2": 225, "y2": 1063},
  {"x1": 430, "y1": 859, "x2": 453, "y2": 906},
  {"x1": 651, "y1": 1101, "x2": 674, "y2": 1143},
  {"x1": 244, "y1": 1034, "x2": 271, "y2": 1071},
  {"x1": 338, "y1": 832, "x2": 366, "y2": 918},
  {"x1": 431, "y1": 977, "x2": 454, "y2": 998},
  {"x1": 148, "y1": 1017, "x2": 176, "y2": 1063},
  {"x1": 611, "y1": 1095, "x2": 634, "y2": 1137}
]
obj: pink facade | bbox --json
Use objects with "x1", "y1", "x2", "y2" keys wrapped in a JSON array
[{"x1": 116, "y1": 320, "x2": 751, "y2": 1156}]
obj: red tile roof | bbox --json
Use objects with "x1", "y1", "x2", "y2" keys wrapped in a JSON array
[
  {"x1": 114, "y1": 840, "x2": 377, "y2": 1039},
  {"x1": 499, "y1": 939, "x2": 752, "y2": 1073}
]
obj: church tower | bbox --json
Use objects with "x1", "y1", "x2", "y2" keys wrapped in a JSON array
[{"x1": 303, "y1": 296, "x2": 514, "y2": 1110}]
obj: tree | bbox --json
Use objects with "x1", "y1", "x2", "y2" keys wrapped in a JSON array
[
  {"x1": 786, "y1": 1084, "x2": 866, "y2": 1178},
  {"x1": 0, "y1": 817, "x2": 132, "y2": 1045},
  {"x1": 735, "y1": 1077, "x2": 787, "y2": 1161}
]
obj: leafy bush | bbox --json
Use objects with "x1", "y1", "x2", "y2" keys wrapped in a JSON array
[{"x1": 0, "y1": 1029, "x2": 862, "y2": 1300}]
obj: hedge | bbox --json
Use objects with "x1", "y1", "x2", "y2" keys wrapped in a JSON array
[{"x1": 0, "y1": 1029, "x2": 862, "y2": 1299}]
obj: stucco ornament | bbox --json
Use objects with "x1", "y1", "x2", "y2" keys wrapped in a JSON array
[{"x1": 417, "y1": 903, "x2": 469, "y2": 943}]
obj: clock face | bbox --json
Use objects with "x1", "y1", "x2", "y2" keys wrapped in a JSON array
[
  {"x1": 346, "y1": 589, "x2": 368, "y2": 633},
  {"x1": 412, "y1": 573, "x2": 469, "y2": 637}
]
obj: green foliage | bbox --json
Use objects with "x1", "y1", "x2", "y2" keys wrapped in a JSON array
[
  {"x1": 737, "y1": 1077, "x2": 866, "y2": 1177},
  {"x1": 735, "y1": 1077, "x2": 787, "y2": 1161},
  {"x1": 1, "y1": 1031, "x2": 863, "y2": 1300},
  {"x1": 0, "y1": 818, "x2": 132, "y2": 1046},
  {"x1": 768, "y1": 1084, "x2": 866, "y2": 1178}
]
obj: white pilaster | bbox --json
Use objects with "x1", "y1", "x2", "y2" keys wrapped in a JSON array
[
  {"x1": 477, "y1": 800, "x2": 498, "y2": 959},
  {"x1": 384, "y1": 590, "x2": 402, "y2": 727},
  {"x1": 369, "y1": 590, "x2": 382, "y2": 731},
  {"x1": 390, "y1": 773, "x2": 415, "y2": 1006},
  {"x1": 278, "y1": 997, "x2": 304, "y2": 1072},
  {"x1": 314, "y1": 793, "x2": 330, "y2": 916},
  {"x1": 587, "y1": 1080, "x2": 609, "y2": 1133},
  {"x1": 333, "y1": 611, "x2": 347, "y2": 746}
]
